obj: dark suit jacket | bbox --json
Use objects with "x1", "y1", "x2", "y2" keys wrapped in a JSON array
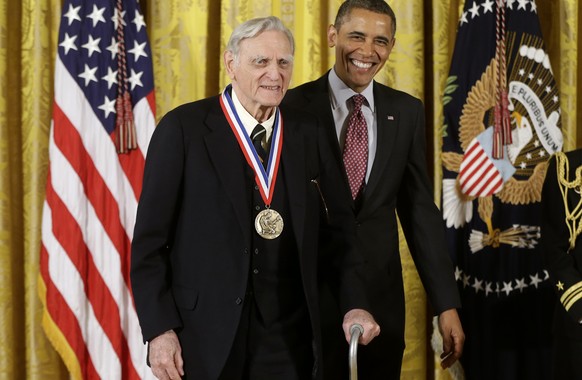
[
  {"x1": 130, "y1": 94, "x2": 369, "y2": 380},
  {"x1": 541, "y1": 150, "x2": 582, "y2": 379},
  {"x1": 284, "y1": 74, "x2": 461, "y2": 378}
]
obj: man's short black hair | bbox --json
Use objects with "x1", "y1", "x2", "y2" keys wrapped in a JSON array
[{"x1": 334, "y1": 0, "x2": 396, "y2": 39}]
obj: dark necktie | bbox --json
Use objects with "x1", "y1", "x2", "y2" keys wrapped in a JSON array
[
  {"x1": 342, "y1": 94, "x2": 368, "y2": 200},
  {"x1": 251, "y1": 124, "x2": 268, "y2": 168}
]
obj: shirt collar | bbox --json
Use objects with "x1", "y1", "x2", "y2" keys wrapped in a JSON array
[
  {"x1": 328, "y1": 68, "x2": 375, "y2": 111},
  {"x1": 231, "y1": 88, "x2": 275, "y2": 140}
]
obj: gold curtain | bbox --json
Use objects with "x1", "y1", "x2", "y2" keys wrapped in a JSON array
[{"x1": 1, "y1": 0, "x2": 580, "y2": 379}]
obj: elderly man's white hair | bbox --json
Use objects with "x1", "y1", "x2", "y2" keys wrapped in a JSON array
[{"x1": 226, "y1": 16, "x2": 295, "y2": 63}]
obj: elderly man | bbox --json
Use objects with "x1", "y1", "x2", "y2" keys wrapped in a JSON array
[
  {"x1": 131, "y1": 16, "x2": 379, "y2": 380},
  {"x1": 284, "y1": 1, "x2": 464, "y2": 379}
]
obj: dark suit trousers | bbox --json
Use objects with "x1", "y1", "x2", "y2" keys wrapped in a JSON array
[{"x1": 218, "y1": 294, "x2": 313, "y2": 380}]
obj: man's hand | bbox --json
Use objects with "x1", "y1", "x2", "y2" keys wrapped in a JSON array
[
  {"x1": 148, "y1": 330, "x2": 185, "y2": 380},
  {"x1": 438, "y1": 308, "x2": 465, "y2": 369},
  {"x1": 342, "y1": 308, "x2": 380, "y2": 345}
]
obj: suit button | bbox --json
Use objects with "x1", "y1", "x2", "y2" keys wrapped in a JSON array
[
  {"x1": 235, "y1": 297, "x2": 242, "y2": 305},
  {"x1": 254, "y1": 248, "x2": 259, "y2": 255},
  {"x1": 255, "y1": 205, "x2": 261, "y2": 211},
  {"x1": 254, "y1": 185, "x2": 259, "y2": 190},
  {"x1": 253, "y1": 269, "x2": 259, "y2": 275},
  {"x1": 243, "y1": 248, "x2": 249, "y2": 254}
]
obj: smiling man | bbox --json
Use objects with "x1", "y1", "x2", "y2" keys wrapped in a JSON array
[
  {"x1": 284, "y1": 1, "x2": 465, "y2": 379},
  {"x1": 131, "y1": 15, "x2": 380, "y2": 380}
]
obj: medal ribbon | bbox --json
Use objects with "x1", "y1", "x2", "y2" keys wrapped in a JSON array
[{"x1": 219, "y1": 85, "x2": 283, "y2": 205}]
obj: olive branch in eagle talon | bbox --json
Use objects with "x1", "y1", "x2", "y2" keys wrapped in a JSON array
[{"x1": 440, "y1": 75, "x2": 459, "y2": 138}]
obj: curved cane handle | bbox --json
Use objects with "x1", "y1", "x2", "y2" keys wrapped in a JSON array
[{"x1": 349, "y1": 323, "x2": 364, "y2": 380}]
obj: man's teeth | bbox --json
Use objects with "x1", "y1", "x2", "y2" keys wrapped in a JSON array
[{"x1": 352, "y1": 60, "x2": 372, "y2": 69}]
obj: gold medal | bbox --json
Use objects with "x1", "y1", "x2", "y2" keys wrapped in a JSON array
[{"x1": 255, "y1": 208, "x2": 284, "y2": 239}]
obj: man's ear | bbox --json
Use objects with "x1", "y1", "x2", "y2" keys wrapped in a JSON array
[
  {"x1": 327, "y1": 24, "x2": 337, "y2": 48},
  {"x1": 224, "y1": 51, "x2": 236, "y2": 80},
  {"x1": 386, "y1": 38, "x2": 396, "y2": 57}
]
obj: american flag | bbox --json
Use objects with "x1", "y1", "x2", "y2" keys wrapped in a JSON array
[{"x1": 39, "y1": 0, "x2": 156, "y2": 379}]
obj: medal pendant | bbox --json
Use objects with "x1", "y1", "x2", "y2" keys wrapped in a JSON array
[{"x1": 255, "y1": 209, "x2": 284, "y2": 239}]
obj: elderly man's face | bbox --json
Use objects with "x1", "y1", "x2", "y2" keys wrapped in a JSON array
[{"x1": 225, "y1": 30, "x2": 293, "y2": 121}]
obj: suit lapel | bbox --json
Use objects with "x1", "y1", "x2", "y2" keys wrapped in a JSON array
[
  {"x1": 309, "y1": 80, "x2": 344, "y2": 167},
  {"x1": 204, "y1": 101, "x2": 252, "y2": 246},
  {"x1": 300, "y1": 75, "x2": 353, "y2": 203},
  {"x1": 362, "y1": 83, "x2": 399, "y2": 206},
  {"x1": 281, "y1": 116, "x2": 306, "y2": 252}
]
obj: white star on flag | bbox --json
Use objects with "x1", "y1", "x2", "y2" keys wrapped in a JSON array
[
  {"x1": 87, "y1": 5, "x2": 106, "y2": 27},
  {"x1": 82, "y1": 35, "x2": 102, "y2": 57},
  {"x1": 63, "y1": 4, "x2": 81, "y2": 25},
  {"x1": 128, "y1": 40, "x2": 148, "y2": 62},
  {"x1": 59, "y1": 33, "x2": 78, "y2": 55}
]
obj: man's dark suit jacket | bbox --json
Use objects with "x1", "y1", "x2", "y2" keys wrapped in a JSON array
[
  {"x1": 130, "y1": 94, "x2": 369, "y2": 380},
  {"x1": 284, "y1": 74, "x2": 461, "y2": 379}
]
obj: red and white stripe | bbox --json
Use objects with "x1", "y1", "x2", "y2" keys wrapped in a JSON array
[
  {"x1": 458, "y1": 139, "x2": 504, "y2": 197},
  {"x1": 39, "y1": 53, "x2": 156, "y2": 379}
]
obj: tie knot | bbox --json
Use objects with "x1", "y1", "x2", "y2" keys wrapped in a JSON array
[
  {"x1": 352, "y1": 94, "x2": 366, "y2": 110},
  {"x1": 251, "y1": 124, "x2": 268, "y2": 167},
  {"x1": 251, "y1": 124, "x2": 266, "y2": 144}
]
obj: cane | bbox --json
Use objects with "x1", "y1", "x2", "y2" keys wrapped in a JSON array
[{"x1": 349, "y1": 324, "x2": 364, "y2": 380}]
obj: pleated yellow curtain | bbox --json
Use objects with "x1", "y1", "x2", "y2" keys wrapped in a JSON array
[
  {"x1": 1, "y1": 0, "x2": 580, "y2": 379},
  {"x1": 546, "y1": 0, "x2": 580, "y2": 149},
  {"x1": 146, "y1": 1, "x2": 220, "y2": 113},
  {"x1": 0, "y1": 0, "x2": 68, "y2": 379}
]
